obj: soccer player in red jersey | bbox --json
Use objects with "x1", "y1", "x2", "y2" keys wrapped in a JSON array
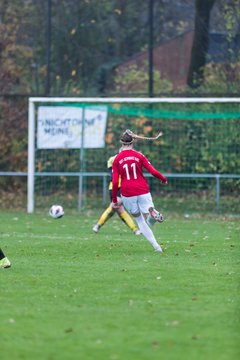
[
  {"x1": 111, "y1": 129, "x2": 167, "y2": 253},
  {"x1": 92, "y1": 153, "x2": 141, "y2": 235}
]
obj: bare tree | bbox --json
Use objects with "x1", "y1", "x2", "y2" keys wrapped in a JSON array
[{"x1": 187, "y1": 0, "x2": 216, "y2": 88}]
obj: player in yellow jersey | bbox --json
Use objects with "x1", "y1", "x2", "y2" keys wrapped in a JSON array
[
  {"x1": 93, "y1": 154, "x2": 141, "y2": 235},
  {"x1": 0, "y1": 247, "x2": 11, "y2": 269}
]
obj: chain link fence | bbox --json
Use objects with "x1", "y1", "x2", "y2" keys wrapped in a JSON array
[{"x1": 2, "y1": 96, "x2": 239, "y2": 215}]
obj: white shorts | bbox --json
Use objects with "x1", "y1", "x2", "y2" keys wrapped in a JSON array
[{"x1": 121, "y1": 193, "x2": 154, "y2": 216}]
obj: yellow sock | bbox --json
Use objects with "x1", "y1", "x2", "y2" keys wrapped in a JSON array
[
  {"x1": 119, "y1": 210, "x2": 138, "y2": 232},
  {"x1": 97, "y1": 205, "x2": 114, "y2": 226}
]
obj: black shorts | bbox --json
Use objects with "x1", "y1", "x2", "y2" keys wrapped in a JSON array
[{"x1": 109, "y1": 189, "x2": 121, "y2": 201}]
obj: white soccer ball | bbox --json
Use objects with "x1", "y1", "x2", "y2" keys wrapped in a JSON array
[{"x1": 49, "y1": 205, "x2": 64, "y2": 219}]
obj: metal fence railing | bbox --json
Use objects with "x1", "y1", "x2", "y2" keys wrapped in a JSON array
[{"x1": 1, "y1": 172, "x2": 239, "y2": 214}]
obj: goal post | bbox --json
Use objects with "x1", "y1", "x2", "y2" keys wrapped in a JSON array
[
  {"x1": 27, "y1": 99, "x2": 35, "y2": 213},
  {"x1": 27, "y1": 97, "x2": 240, "y2": 214},
  {"x1": 28, "y1": 97, "x2": 109, "y2": 213}
]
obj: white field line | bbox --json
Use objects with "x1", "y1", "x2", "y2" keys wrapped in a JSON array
[
  {"x1": 1, "y1": 232, "x2": 200, "y2": 243},
  {"x1": 1, "y1": 233, "x2": 82, "y2": 241}
]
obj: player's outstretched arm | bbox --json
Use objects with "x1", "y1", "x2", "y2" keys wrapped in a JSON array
[{"x1": 142, "y1": 157, "x2": 167, "y2": 184}]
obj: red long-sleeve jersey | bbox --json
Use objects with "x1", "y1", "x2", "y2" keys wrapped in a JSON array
[{"x1": 112, "y1": 149, "x2": 167, "y2": 203}]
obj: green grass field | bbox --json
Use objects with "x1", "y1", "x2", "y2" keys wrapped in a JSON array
[{"x1": 1, "y1": 210, "x2": 239, "y2": 360}]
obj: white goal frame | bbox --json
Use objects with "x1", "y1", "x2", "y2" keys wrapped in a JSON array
[{"x1": 28, "y1": 97, "x2": 240, "y2": 213}]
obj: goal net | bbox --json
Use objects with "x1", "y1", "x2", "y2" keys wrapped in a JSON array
[{"x1": 28, "y1": 97, "x2": 240, "y2": 215}]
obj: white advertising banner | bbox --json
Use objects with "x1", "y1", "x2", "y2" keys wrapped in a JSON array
[{"x1": 37, "y1": 106, "x2": 107, "y2": 149}]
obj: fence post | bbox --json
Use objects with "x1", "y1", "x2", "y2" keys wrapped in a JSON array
[
  {"x1": 216, "y1": 175, "x2": 220, "y2": 212},
  {"x1": 103, "y1": 175, "x2": 108, "y2": 206},
  {"x1": 78, "y1": 107, "x2": 86, "y2": 211}
]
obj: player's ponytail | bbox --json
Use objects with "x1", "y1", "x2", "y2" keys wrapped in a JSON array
[{"x1": 121, "y1": 129, "x2": 162, "y2": 143}]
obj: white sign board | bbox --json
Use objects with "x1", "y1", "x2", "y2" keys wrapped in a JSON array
[{"x1": 37, "y1": 106, "x2": 107, "y2": 149}]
